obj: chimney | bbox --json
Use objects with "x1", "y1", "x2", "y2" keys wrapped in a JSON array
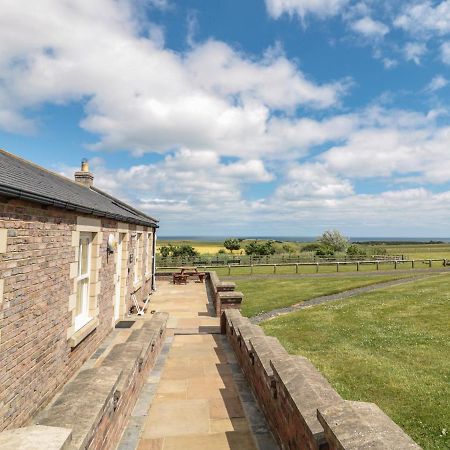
[{"x1": 74, "y1": 159, "x2": 94, "y2": 188}]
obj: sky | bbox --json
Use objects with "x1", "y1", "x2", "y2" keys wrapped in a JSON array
[{"x1": 1, "y1": 0, "x2": 450, "y2": 237}]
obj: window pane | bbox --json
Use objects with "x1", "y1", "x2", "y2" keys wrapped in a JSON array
[
  {"x1": 79, "y1": 236, "x2": 90, "y2": 275},
  {"x1": 76, "y1": 278, "x2": 88, "y2": 316}
]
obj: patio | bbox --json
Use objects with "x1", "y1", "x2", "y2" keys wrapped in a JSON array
[{"x1": 118, "y1": 280, "x2": 277, "y2": 450}]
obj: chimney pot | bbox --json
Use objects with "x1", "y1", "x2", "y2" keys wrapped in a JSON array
[{"x1": 75, "y1": 159, "x2": 94, "y2": 188}]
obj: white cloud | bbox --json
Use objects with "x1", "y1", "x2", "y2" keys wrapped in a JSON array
[
  {"x1": 441, "y1": 42, "x2": 450, "y2": 63},
  {"x1": 351, "y1": 16, "x2": 389, "y2": 38},
  {"x1": 404, "y1": 42, "x2": 427, "y2": 64},
  {"x1": 265, "y1": 0, "x2": 349, "y2": 20},
  {"x1": 275, "y1": 163, "x2": 354, "y2": 198},
  {"x1": 382, "y1": 58, "x2": 398, "y2": 69},
  {"x1": 394, "y1": 1, "x2": 450, "y2": 36},
  {"x1": 0, "y1": 0, "x2": 348, "y2": 160},
  {"x1": 425, "y1": 75, "x2": 449, "y2": 92},
  {"x1": 319, "y1": 122, "x2": 450, "y2": 184}
]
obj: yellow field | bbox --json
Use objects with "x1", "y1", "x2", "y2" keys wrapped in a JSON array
[{"x1": 157, "y1": 240, "x2": 229, "y2": 254}]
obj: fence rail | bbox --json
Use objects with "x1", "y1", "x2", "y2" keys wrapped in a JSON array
[
  {"x1": 156, "y1": 253, "x2": 409, "y2": 267},
  {"x1": 157, "y1": 258, "x2": 448, "y2": 275}
]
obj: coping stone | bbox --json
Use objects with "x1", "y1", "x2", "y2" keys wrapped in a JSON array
[
  {"x1": 249, "y1": 336, "x2": 288, "y2": 377},
  {"x1": 237, "y1": 323, "x2": 266, "y2": 352},
  {"x1": 317, "y1": 401, "x2": 423, "y2": 449},
  {"x1": 36, "y1": 367, "x2": 121, "y2": 449},
  {"x1": 0, "y1": 425, "x2": 72, "y2": 450},
  {"x1": 271, "y1": 356, "x2": 342, "y2": 437}
]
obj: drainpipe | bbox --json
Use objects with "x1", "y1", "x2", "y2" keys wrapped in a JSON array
[{"x1": 152, "y1": 229, "x2": 157, "y2": 291}]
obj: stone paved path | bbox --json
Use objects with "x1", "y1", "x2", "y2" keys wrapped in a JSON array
[
  {"x1": 119, "y1": 280, "x2": 277, "y2": 450},
  {"x1": 250, "y1": 274, "x2": 436, "y2": 324}
]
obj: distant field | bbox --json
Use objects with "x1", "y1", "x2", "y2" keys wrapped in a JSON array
[
  {"x1": 235, "y1": 274, "x2": 410, "y2": 317},
  {"x1": 156, "y1": 239, "x2": 450, "y2": 260},
  {"x1": 262, "y1": 274, "x2": 450, "y2": 450},
  {"x1": 157, "y1": 240, "x2": 226, "y2": 254}
]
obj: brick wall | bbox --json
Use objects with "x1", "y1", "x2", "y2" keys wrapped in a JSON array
[{"x1": 0, "y1": 197, "x2": 155, "y2": 430}]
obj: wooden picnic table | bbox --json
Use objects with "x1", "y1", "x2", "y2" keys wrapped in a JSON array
[{"x1": 175, "y1": 267, "x2": 206, "y2": 283}]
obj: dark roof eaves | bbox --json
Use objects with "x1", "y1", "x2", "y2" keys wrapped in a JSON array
[{"x1": 0, "y1": 183, "x2": 158, "y2": 228}]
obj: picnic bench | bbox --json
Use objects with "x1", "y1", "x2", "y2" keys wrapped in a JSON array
[
  {"x1": 172, "y1": 273, "x2": 188, "y2": 285},
  {"x1": 172, "y1": 267, "x2": 206, "y2": 284}
]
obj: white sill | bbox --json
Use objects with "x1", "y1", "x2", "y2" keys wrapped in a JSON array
[
  {"x1": 69, "y1": 317, "x2": 99, "y2": 349},
  {"x1": 74, "y1": 314, "x2": 92, "y2": 332}
]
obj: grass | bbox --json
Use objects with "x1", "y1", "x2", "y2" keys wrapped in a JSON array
[
  {"x1": 236, "y1": 274, "x2": 410, "y2": 317},
  {"x1": 262, "y1": 274, "x2": 450, "y2": 450}
]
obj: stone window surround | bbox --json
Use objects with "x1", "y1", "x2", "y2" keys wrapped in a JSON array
[
  {"x1": 114, "y1": 223, "x2": 129, "y2": 324},
  {"x1": 68, "y1": 216, "x2": 102, "y2": 348}
]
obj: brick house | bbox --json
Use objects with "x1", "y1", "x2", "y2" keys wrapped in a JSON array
[{"x1": 0, "y1": 150, "x2": 158, "y2": 430}]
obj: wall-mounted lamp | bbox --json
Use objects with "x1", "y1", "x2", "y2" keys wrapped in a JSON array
[{"x1": 107, "y1": 233, "x2": 116, "y2": 262}]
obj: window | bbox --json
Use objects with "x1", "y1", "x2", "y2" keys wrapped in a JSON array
[
  {"x1": 145, "y1": 232, "x2": 152, "y2": 275},
  {"x1": 75, "y1": 232, "x2": 92, "y2": 330},
  {"x1": 134, "y1": 233, "x2": 142, "y2": 284}
]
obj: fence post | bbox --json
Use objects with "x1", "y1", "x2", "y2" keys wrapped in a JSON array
[
  {"x1": 376, "y1": 261, "x2": 379, "y2": 270},
  {"x1": 273, "y1": 264, "x2": 277, "y2": 274},
  {"x1": 412, "y1": 260, "x2": 415, "y2": 269},
  {"x1": 295, "y1": 263, "x2": 299, "y2": 274},
  {"x1": 316, "y1": 263, "x2": 319, "y2": 273},
  {"x1": 356, "y1": 261, "x2": 360, "y2": 271},
  {"x1": 227, "y1": 264, "x2": 231, "y2": 276},
  {"x1": 394, "y1": 261, "x2": 397, "y2": 270},
  {"x1": 429, "y1": 259, "x2": 432, "y2": 268},
  {"x1": 336, "y1": 262, "x2": 339, "y2": 272}
]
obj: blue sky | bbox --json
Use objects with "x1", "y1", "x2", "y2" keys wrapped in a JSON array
[{"x1": 1, "y1": 0, "x2": 450, "y2": 237}]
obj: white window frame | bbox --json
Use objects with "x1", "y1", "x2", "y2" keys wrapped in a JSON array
[
  {"x1": 145, "y1": 232, "x2": 152, "y2": 276},
  {"x1": 134, "y1": 232, "x2": 142, "y2": 285},
  {"x1": 75, "y1": 232, "x2": 92, "y2": 331}
]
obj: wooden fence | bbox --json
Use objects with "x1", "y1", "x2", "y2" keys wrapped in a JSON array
[{"x1": 157, "y1": 258, "x2": 448, "y2": 276}]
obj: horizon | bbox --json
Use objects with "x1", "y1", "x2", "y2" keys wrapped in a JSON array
[{"x1": 2, "y1": 1, "x2": 450, "y2": 236}]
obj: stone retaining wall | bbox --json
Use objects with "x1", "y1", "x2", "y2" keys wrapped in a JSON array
[
  {"x1": 207, "y1": 271, "x2": 243, "y2": 317},
  {"x1": 222, "y1": 308, "x2": 422, "y2": 450}
]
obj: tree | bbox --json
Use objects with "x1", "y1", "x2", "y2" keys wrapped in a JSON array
[
  {"x1": 159, "y1": 243, "x2": 199, "y2": 258},
  {"x1": 318, "y1": 230, "x2": 349, "y2": 253},
  {"x1": 223, "y1": 238, "x2": 241, "y2": 254},
  {"x1": 171, "y1": 244, "x2": 199, "y2": 258},
  {"x1": 244, "y1": 240, "x2": 276, "y2": 256}
]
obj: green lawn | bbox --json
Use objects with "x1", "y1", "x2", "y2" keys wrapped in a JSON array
[
  {"x1": 236, "y1": 274, "x2": 410, "y2": 317},
  {"x1": 262, "y1": 275, "x2": 450, "y2": 450}
]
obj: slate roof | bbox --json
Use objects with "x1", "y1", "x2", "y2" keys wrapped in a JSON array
[{"x1": 0, "y1": 150, "x2": 158, "y2": 227}]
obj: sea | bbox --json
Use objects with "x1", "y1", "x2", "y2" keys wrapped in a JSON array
[{"x1": 158, "y1": 236, "x2": 450, "y2": 243}]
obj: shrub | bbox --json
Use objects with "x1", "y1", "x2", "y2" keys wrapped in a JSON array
[
  {"x1": 315, "y1": 245, "x2": 335, "y2": 257},
  {"x1": 347, "y1": 244, "x2": 367, "y2": 257}
]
